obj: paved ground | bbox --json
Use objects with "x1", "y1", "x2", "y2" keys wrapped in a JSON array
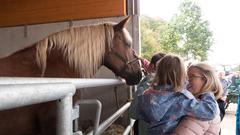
[{"x1": 221, "y1": 103, "x2": 237, "y2": 135}]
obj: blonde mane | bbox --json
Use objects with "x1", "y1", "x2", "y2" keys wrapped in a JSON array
[{"x1": 36, "y1": 23, "x2": 114, "y2": 77}]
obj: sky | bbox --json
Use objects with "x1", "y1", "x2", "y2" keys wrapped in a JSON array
[{"x1": 140, "y1": 0, "x2": 240, "y2": 65}]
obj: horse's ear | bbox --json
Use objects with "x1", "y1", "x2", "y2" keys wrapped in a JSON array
[{"x1": 114, "y1": 16, "x2": 131, "y2": 31}]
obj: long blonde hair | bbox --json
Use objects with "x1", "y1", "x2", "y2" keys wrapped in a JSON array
[
  {"x1": 36, "y1": 24, "x2": 114, "y2": 77},
  {"x1": 154, "y1": 54, "x2": 186, "y2": 92},
  {"x1": 188, "y1": 63, "x2": 223, "y2": 99}
]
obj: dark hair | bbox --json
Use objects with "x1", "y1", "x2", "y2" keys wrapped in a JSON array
[{"x1": 150, "y1": 52, "x2": 166, "y2": 68}]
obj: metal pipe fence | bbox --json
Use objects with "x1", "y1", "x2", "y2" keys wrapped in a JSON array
[
  {"x1": 123, "y1": 119, "x2": 135, "y2": 135},
  {"x1": 74, "y1": 99, "x2": 102, "y2": 135},
  {"x1": 84, "y1": 102, "x2": 131, "y2": 135},
  {"x1": 0, "y1": 83, "x2": 76, "y2": 135},
  {"x1": 0, "y1": 77, "x2": 125, "y2": 89},
  {"x1": 0, "y1": 77, "x2": 135, "y2": 135}
]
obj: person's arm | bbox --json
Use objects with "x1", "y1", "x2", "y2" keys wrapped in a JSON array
[
  {"x1": 180, "y1": 91, "x2": 218, "y2": 121},
  {"x1": 129, "y1": 76, "x2": 151, "y2": 119},
  {"x1": 129, "y1": 96, "x2": 139, "y2": 119},
  {"x1": 219, "y1": 80, "x2": 229, "y2": 101}
]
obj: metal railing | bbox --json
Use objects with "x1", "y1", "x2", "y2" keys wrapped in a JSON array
[
  {"x1": 0, "y1": 77, "x2": 134, "y2": 135},
  {"x1": 73, "y1": 99, "x2": 102, "y2": 135},
  {"x1": 0, "y1": 77, "x2": 125, "y2": 88},
  {"x1": 84, "y1": 102, "x2": 132, "y2": 135},
  {"x1": 0, "y1": 83, "x2": 76, "y2": 135}
]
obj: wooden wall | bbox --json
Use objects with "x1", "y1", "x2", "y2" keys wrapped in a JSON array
[{"x1": 0, "y1": 0, "x2": 126, "y2": 27}]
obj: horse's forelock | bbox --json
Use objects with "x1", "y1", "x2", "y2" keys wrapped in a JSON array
[{"x1": 36, "y1": 23, "x2": 114, "y2": 77}]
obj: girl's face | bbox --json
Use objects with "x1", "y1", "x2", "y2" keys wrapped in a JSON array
[{"x1": 187, "y1": 67, "x2": 206, "y2": 96}]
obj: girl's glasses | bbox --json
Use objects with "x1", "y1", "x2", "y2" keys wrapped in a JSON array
[{"x1": 188, "y1": 75, "x2": 205, "y2": 80}]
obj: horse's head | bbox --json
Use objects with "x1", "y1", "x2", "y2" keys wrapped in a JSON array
[{"x1": 104, "y1": 17, "x2": 142, "y2": 85}]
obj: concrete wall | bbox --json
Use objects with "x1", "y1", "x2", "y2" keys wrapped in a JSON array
[{"x1": 0, "y1": 16, "x2": 138, "y2": 58}]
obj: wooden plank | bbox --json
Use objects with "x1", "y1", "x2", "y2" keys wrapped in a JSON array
[{"x1": 0, "y1": 0, "x2": 126, "y2": 27}]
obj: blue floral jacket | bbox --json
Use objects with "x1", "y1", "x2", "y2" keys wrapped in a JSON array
[{"x1": 136, "y1": 85, "x2": 218, "y2": 135}]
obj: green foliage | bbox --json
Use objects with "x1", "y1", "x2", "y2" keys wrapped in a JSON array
[
  {"x1": 158, "y1": 23, "x2": 180, "y2": 54},
  {"x1": 170, "y1": 0, "x2": 213, "y2": 61},
  {"x1": 140, "y1": 0, "x2": 213, "y2": 61},
  {"x1": 140, "y1": 16, "x2": 165, "y2": 60}
]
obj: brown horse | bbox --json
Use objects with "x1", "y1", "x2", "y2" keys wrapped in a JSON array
[{"x1": 0, "y1": 17, "x2": 142, "y2": 135}]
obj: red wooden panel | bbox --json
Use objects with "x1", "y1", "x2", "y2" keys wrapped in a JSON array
[{"x1": 0, "y1": 0, "x2": 126, "y2": 27}]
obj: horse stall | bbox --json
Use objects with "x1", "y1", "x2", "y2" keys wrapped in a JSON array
[{"x1": 0, "y1": 0, "x2": 140, "y2": 135}]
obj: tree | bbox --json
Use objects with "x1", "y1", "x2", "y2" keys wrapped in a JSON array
[
  {"x1": 170, "y1": 0, "x2": 213, "y2": 61},
  {"x1": 158, "y1": 23, "x2": 180, "y2": 54},
  {"x1": 140, "y1": 0, "x2": 213, "y2": 61},
  {"x1": 140, "y1": 16, "x2": 166, "y2": 60}
]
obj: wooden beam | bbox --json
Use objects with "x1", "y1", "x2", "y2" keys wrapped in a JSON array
[{"x1": 0, "y1": 0, "x2": 126, "y2": 27}]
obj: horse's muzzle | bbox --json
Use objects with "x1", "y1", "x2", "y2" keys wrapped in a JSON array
[{"x1": 125, "y1": 71, "x2": 142, "y2": 85}]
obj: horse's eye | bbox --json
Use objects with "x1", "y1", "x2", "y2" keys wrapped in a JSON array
[{"x1": 124, "y1": 38, "x2": 132, "y2": 47}]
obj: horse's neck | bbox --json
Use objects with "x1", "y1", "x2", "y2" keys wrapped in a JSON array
[
  {"x1": 43, "y1": 48, "x2": 78, "y2": 78},
  {"x1": 0, "y1": 45, "x2": 77, "y2": 77}
]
